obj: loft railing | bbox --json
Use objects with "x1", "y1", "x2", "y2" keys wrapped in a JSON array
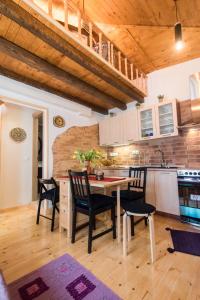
[{"x1": 30, "y1": 0, "x2": 148, "y2": 95}]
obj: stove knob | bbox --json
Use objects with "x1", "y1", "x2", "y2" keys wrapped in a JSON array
[
  {"x1": 189, "y1": 172, "x2": 193, "y2": 175},
  {"x1": 194, "y1": 172, "x2": 197, "y2": 175},
  {"x1": 185, "y1": 172, "x2": 188, "y2": 175},
  {"x1": 198, "y1": 172, "x2": 200, "y2": 176}
]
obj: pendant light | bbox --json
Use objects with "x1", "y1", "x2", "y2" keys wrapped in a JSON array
[{"x1": 174, "y1": 0, "x2": 184, "y2": 50}]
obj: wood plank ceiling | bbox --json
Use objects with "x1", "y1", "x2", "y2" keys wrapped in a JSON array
[
  {"x1": 72, "y1": 0, "x2": 200, "y2": 73},
  {"x1": 0, "y1": 0, "x2": 147, "y2": 115}
]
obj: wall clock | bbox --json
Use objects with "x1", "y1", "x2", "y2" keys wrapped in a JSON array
[
  {"x1": 53, "y1": 115, "x2": 65, "y2": 128},
  {"x1": 10, "y1": 127, "x2": 27, "y2": 143}
]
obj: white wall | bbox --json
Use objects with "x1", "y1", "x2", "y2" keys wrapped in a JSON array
[
  {"x1": 0, "y1": 103, "x2": 35, "y2": 208},
  {"x1": 146, "y1": 58, "x2": 200, "y2": 104},
  {"x1": 0, "y1": 75, "x2": 103, "y2": 175},
  {"x1": 0, "y1": 75, "x2": 103, "y2": 208}
]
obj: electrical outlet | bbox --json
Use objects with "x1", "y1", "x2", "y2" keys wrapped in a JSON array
[
  {"x1": 132, "y1": 150, "x2": 140, "y2": 155},
  {"x1": 109, "y1": 152, "x2": 118, "y2": 157}
]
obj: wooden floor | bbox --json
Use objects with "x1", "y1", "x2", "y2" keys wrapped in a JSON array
[{"x1": 0, "y1": 205, "x2": 200, "y2": 300}]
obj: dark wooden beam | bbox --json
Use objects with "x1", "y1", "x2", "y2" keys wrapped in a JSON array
[
  {"x1": 0, "y1": 66, "x2": 108, "y2": 115},
  {"x1": 0, "y1": 0, "x2": 144, "y2": 101},
  {"x1": 0, "y1": 37, "x2": 126, "y2": 110}
]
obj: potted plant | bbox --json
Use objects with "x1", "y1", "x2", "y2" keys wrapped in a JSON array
[
  {"x1": 157, "y1": 94, "x2": 164, "y2": 103},
  {"x1": 73, "y1": 149, "x2": 103, "y2": 174},
  {"x1": 136, "y1": 102, "x2": 141, "y2": 109}
]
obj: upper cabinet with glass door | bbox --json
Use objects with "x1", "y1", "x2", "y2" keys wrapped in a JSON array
[
  {"x1": 156, "y1": 99, "x2": 178, "y2": 138},
  {"x1": 138, "y1": 105, "x2": 157, "y2": 140}
]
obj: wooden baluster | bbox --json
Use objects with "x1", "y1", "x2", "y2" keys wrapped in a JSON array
[
  {"x1": 89, "y1": 22, "x2": 93, "y2": 48},
  {"x1": 141, "y1": 73, "x2": 143, "y2": 90},
  {"x1": 107, "y1": 41, "x2": 111, "y2": 63},
  {"x1": 118, "y1": 51, "x2": 121, "y2": 72},
  {"x1": 136, "y1": 68, "x2": 139, "y2": 88},
  {"x1": 143, "y1": 73, "x2": 145, "y2": 92},
  {"x1": 77, "y1": 10, "x2": 81, "y2": 39},
  {"x1": 64, "y1": 0, "x2": 69, "y2": 31},
  {"x1": 130, "y1": 64, "x2": 134, "y2": 81},
  {"x1": 125, "y1": 57, "x2": 128, "y2": 77},
  {"x1": 111, "y1": 44, "x2": 114, "y2": 66},
  {"x1": 99, "y1": 32, "x2": 102, "y2": 56},
  {"x1": 48, "y1": 0, "x2": 52, "y2": 17},
  {"x1": 145, "y1": 75, "x2": 148, "y2": 94}
]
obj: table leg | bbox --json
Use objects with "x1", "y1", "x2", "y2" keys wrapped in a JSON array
[
  {"x1": 117, "y1": 185, "x2": 121, "y2": 243},
  {"x1": 149, "y1": 214, "x2": 156, "y2": 263},
  {"x1": 67, "y1": 181, "x2": 72, "y2": 239}
]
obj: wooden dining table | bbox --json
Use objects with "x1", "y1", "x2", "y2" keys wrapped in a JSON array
[{"x1": 57, "y1": 176, "x2": 137, "y2": 243}]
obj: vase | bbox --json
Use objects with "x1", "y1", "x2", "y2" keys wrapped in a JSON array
[{"x1": 84, "y1": 160, "x2": 92, "y2": 174}]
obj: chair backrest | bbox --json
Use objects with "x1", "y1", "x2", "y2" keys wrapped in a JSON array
[
  {"x1": 68, "y1": 170, "x2": 91, "y2": 207},
  {"x1": 39, "y1": 177, "x2": 58, "y2": 200},
  {"x1": 128, "y1": 167, "x2": 147, "y2": 195}
]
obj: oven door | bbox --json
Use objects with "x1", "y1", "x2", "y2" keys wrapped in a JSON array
[{"x1": 178, "y1": 180, "x2": 200, "y2": 224}]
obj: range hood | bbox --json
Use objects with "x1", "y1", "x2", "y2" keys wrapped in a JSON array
[
  {"x1": 191, "y1": 98, "x2": 200, "y2": 124},
  {"x1": 179, "y1": 98, "x2": 200, "y2": 129},
  {"x1": 179, "y1": 73, "x2": 200, "y2": 128}
]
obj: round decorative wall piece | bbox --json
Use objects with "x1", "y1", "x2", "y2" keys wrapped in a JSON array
[
  {"x1": 10, "y1": 127, "x2": 27, "y2": 143},
  {"x1": 53, "y1": 115, "x2": 65, "y2": 128}
]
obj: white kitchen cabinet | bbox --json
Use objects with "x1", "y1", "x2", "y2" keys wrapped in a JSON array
[
  {"x1": 155, "y1": 170, "x2": 180, "y2": 215},
  {"x1": 99, "y1": 115, "x2": 124, "y2": 146},
  {"x1": 122, "y1": 109, "x2": 139, "y2": 143},
  {"x1": 99, "y1": 108, "x2": 139, "y2": 146},
  {"x1": 155, "y1": 99, "x2": 178, "y2": 138},
  {"x1": 146, "y1": 170, "x2": 156, "y2": 207},
  {"x1": 109, "y1": 114, "x2": 124, "y2": 145},
  {"x1": 99, "y1": 117, "x2": 110, "y2": 146},
  {"x1": 138, "y1": 105, "x2": 157, "y2": 140}
]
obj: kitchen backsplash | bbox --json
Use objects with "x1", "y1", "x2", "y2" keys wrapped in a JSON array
[{"x1": 109, "y1": 128, "x2": 200, "y2": 168}]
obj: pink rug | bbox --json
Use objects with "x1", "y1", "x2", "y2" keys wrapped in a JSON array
[{"x1": 8, "y1": 254, "x2": 121, "y2": 300}]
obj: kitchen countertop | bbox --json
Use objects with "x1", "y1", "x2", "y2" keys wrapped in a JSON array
[{"x1": 102, "y1": 165, "x2": 185, "y2": 171}]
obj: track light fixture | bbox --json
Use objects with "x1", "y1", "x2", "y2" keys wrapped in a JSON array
[{"x1": 174, "y1": 0, "x2": 184, "y2": 51}]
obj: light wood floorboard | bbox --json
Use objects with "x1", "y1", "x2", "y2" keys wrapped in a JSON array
[{"x1": 0, "y1": 204, "x2": 200, "y2": 300}]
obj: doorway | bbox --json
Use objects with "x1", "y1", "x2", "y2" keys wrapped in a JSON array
[{"x1": 32, "y1": 112, "x2": 44, "y2": 202}]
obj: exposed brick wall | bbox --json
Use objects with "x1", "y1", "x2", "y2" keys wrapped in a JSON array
[
  {"x1": 52, "y1": 124, "x2": 102, "y2": 177},
  {"x1": 110, "y1": 129, "x2": 200, "y2": 168}
]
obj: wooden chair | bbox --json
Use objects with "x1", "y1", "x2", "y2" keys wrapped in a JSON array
[
  {"x1": 36, "y1": 177, "x2": 59, "y2": 232},
  {"x1": 112, "y1": 167, "x2": 147, "y2": 234},
  {"x1": 122, "y1": 199, "x2": 156, "y2": 263},
  {"x1": 68, "y1": 170, "x2": 116, "y2": 254}
]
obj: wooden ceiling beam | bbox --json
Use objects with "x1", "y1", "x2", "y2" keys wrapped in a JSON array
[
  {"x1": 0, "y1": 0, "x2": 143, "y2": 101},
  {"x1": 0, "y1": 66, "x2": 108, "y2": 115},
  {"x1": 0, "y1": 37, "x2": 126, "y2": 110}
]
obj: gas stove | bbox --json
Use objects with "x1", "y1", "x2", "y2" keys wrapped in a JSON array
[
  {"x1": 177, "y1": 169, "x2": 200, "y2": 177},
  {"x1": 177, "y1": 169, "x2": 200, "y2": 227},
  {"x1": 177, "y1": 169, "x2": 200, "y2": 184}
]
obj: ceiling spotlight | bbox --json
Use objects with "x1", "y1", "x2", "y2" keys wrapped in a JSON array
[
  {"x1": 174, "y1": 1, "x2": 184, "y2": 51},
  {"x1": 175, "y1": 22, "x2": 184, "y2": 50}
]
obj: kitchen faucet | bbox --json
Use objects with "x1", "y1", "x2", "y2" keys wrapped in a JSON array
[{"x1": 156, "y1": 148, "x2": 167, "y2": 167}]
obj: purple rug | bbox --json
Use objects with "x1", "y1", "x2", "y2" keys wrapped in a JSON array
[
  {"x1": 8, "y1": 254, "x2": 121, "y2": 300},
  {"x1": 166, "y1": 227, "x2": 200, "y2": 256}
]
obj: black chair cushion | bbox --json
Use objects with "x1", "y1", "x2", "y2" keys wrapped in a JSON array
[
  {"x1": 121, "y1": 199, "x2": 155, "y2": 215},
  {"x1": 112, "y1": 189, "x2": 144, "y2": 201},
  {"x1": 77, "y1": 194, "x2": 115, "y2": 210}
]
